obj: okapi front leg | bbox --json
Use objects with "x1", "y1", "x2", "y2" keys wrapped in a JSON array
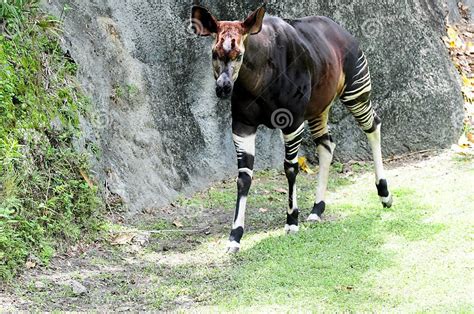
[
  {"x1": 227, "y1": 126, "x2": 257, "y2": 253},
  {"x1": 282, "y1": 123, "x2": 304, "y2": 234}
]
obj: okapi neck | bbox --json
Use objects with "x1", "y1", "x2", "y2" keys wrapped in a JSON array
[{"x1": 237, "y1": 33, "x2": 274, "y2": 94}]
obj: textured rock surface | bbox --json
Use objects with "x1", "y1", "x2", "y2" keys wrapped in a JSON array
[{"x1": 43, "y1": 0, "x2": 463, "y2": 213}]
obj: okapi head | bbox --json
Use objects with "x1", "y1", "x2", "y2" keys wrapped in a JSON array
[{"x1": 191, "y1": 4, "x2": 266, "y2": 99}]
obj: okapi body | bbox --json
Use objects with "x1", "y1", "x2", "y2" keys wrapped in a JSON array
[{"x1": 191, "y1": 3, "x2": 393, "y2": 253}]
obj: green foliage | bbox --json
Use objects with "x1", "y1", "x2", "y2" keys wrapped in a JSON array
[{"x1": 0, "y1": 0, "x2": 103, "y2": 280}]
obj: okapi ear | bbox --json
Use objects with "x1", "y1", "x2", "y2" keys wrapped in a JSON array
[
  {"x1": 191, "y1": 5, "x2": 218, "y2": 36},
  {"x1": 243, "y1": 3, "x2": 266, "y2": 35}
]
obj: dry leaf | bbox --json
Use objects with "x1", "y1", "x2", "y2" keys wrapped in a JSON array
[
  {"x1": 79, "y1": 169, "x2": 94, "y2": 188},
  {"x1": 467, "y1": 132, "x2": 474, "y2": 143},
  {"x1": 259, "y1": 207, "x2": 269, "y2": 213},
  {"x1": 298, "y1": 156, "x2": 315, "y2": 174},
  {"x1": 25, "y1": 261, "x2": 36, "y2": 269},
  {"x1": 274, "y1": 188, "x2": 288, "y2": 194},
  {"x1": 461, "y1": 74, "x2": 473, "y2": 87},
  {"x1": 447, "y1": 26, "x2": 458, "y2": 41},
  {"x1": 111, "y1": 233, "x2": 135, "y2": 245},
  {"x1": 173, "y1": 220, "x2": 183, "y2": 228}
]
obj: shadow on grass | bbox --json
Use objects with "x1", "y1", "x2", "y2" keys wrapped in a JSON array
[{"x1": 150, "y1": 187, "x2": 445, "y2": 311}]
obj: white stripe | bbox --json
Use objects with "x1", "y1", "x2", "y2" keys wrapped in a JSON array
[
  {"x1": 341, "y1": 84, "x2": 372, "y2": 102},
  {"x1": 344, "y1": 79, "x2": 372, "y2": 96},
  {"x1": 352, "y1": 72, "x2": 371, "y2": 86},
  {"x1": 353, "y1": 62, "x2": 368, "y2": 78},
  {"x1": 233, "y1": 133, "x2": 256, "y2": 156},
  {"x1": 356, "y1": 57, "x2": 367, "y2": 69},
  {"x1": 233, "y1": 196, "x2": 247, "y2": 229},
  {"x1": 291, "y1": 184, "x2": 297, "y2": 210},
  {"x1": 238, "y1": 168, "x2": 253, "y2": 177},
  {"x1": 283, "y1": 123, "x2": 305, "y2": 142}
]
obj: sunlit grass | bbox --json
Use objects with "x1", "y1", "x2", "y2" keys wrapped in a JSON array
[{"x1": 146, "y1": 153, "x2": 473, "y2": 311}]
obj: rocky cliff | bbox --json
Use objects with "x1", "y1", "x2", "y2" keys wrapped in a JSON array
[{"x1": 43, "y1": 0, "x2": 465, "y2": 213}]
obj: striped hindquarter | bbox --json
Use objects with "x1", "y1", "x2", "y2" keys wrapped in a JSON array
[{"x1": 340, "y1": 50, "x2": 380, "y2": 133}]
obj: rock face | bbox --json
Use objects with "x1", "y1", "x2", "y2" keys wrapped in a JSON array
[{"x1": 43, "y1": 0, "x2": 464, "y2": 213}]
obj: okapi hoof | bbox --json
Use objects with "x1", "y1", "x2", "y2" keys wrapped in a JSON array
[
  {"x1": 381, "y1": 194, "x2": 393, "y2": 208},
  {"x1": 284, "y1": 224, "x2": 299, "y2": 234},
  {"x1": 307, "y1": 201, "x2": 325, "y2": 222},
  {"x1": 285, "y1": 209, "x2": 299, "y2": 234},
  {"x1": 306, "y1": 214, "x2": 322, "y2": 222},
  {"x1": 226, "y1": 241, "x2": 240, "y2": 254}
]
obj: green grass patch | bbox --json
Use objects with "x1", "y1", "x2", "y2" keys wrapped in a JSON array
[
  {"x1": 0, "y1": 0, "x2": 103, "y2": 280},
  {"x1": 146, "y1": 166, "x2": 450, "y2": 311}
]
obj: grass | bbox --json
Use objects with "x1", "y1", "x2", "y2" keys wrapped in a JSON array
[
  {"x1": 0, "y1": 0, "x2": 103, "y2": 280},
  {"x1": 2, "y1": 152, "x2": 473, "y2": 311},
  {"x1": 146, "y1": 154, "x2": 473, "y2": 311}
]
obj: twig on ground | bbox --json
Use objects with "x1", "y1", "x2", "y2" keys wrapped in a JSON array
[
  {"x1": 109, "y1": 227, "x2": 210, "y2": 235},
  {"x1": 385, "y1": 149, "x2": 436, "y2": 162}
]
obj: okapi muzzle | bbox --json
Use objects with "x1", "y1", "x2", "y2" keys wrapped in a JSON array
[
  {"x1": 215, "y1": 66, "x2": 234, "y2": 99},
  {"x1": 191, "y1": 4, "x2": 265, "y2": 99}
]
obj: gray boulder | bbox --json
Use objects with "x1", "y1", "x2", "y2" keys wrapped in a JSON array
[{"x1": 42, "y1": 0, "x2": 463, "y2": 213}]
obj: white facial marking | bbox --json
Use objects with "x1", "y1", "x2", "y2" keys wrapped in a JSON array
[{"x1": 223, "y1": 38, "x2": 232, "y2": 52}]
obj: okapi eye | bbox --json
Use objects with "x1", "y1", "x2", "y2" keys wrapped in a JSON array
[{"x1": 236, "y1": 54, "x2": 243, "y2": 62}]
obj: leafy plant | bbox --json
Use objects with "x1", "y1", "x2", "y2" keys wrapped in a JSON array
[{"x1": 0, "y1": 0, "x2": 103, "y2": 280}]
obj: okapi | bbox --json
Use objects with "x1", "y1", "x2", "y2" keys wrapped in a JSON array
[{"x1": 191, "y1": 3, "x2": 393, "y2": 253}]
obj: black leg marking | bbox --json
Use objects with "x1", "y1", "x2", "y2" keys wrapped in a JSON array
[
  {"x1": 376, "y1": 179, "x2": 389, "y2": 197},
  {"x1": 229, "y1": 227, "x2": 244, "y2": 244},
  {"x1": 286, "y1": 208, "x2": 299, "y2": 226},
  {"x1": 284, "y1": 161, "x2": 299, "y2": 210},
  {"x1": 377, "y1": 179, "x2": 393, "y2": 208},
  {"x1": 364, "y1": 115, "x2": 382, "y2": 134},
  {"x1": 313, "y1": 134, "x2": 334, "y2": 154},
  {"x1": 311, "y1": 201, "x2": 326, "y2": 217}
]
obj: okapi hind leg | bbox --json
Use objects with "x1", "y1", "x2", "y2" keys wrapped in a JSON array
[
  {"x1": 282, "y1": 123, "x2": 305, "y2": 234},
  {"x1": 340, "y1": 49, "x2": 392, "y2": 208}
]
